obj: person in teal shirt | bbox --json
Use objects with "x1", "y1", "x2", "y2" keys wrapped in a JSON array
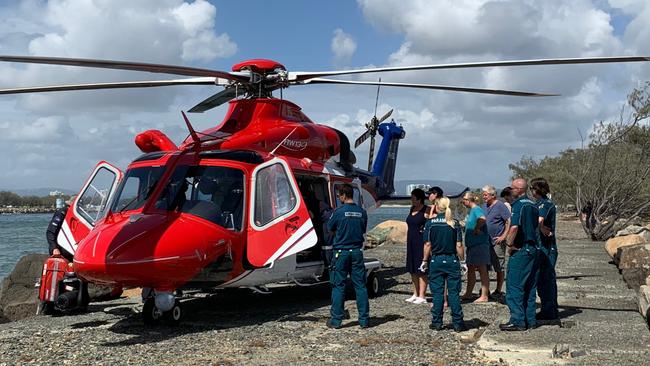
[
  {"x1": 326, "y1": 183, "x2": 369, "y2": 329},
  {"x1": 501, "y1": 178, "x2": 541, "y2": 331},
  {"x1": 531, "y1": 178, "x2": 559, "y2": 321},
  {"x1": 421, "y1": 197, "x2": 467, "y2": 332},
  {"x1": 460, "y1": 192, "x2": 490, "y2": 303}
]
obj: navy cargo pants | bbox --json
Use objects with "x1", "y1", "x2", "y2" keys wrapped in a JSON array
[
  {"x1": 506, "y1": 244, "x2": 540, "y2": 328},
  {"x1": 330, "y1": 248, "x2": 369, "y2": 327},
  {"x1": 428, "y1": 254, "x2": 464, "y2": 328},
  {"x1": 537, "y1": 242, "x2": 559, "y2": 319}
]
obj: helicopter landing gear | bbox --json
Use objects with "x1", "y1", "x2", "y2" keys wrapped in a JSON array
[
  {"x1": 142, "y1": 297, "x2": 164, "y2": 325},
  {"x1": 142, "y1": 291, "x2": 183, "y2": 325}
]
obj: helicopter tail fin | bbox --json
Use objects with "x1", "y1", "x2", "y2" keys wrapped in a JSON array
[{"x1": 371, "y1": 121, "x2": 405, "y2": 197}]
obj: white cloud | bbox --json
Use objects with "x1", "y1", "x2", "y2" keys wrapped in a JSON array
[
  {"x1": 0, "y1": 0, "x2": 238, "y2": 189},
  {"x1": 331, "y1": 28, "x2": 357, "y2": 66},
  {"x1": 344, "y1": 0, "x2": 650, "y2": 187}
]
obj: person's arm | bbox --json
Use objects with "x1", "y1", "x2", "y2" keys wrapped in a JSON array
[
  {"x1": 456, "y1": 240, "x2": 465, "y2": 261},
  {"x1": 538, "y1": 217, "x2": 552, "y2": 236},
  {"x1": 506, "y1": 225, "x2": 519, "y2": 251},
  {"x1": 495, "y1": 206, "x2": 511, "y2": 244},
  {"x1": 473, "y1": 216, "x2": 486, "y2": 236}
]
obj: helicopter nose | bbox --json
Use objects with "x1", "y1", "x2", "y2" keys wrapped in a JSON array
[{"x1": 73, "y1": 213, "x2": 170, "y2": 286}]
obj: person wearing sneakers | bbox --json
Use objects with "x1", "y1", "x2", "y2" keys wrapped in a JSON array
[
  {"x1": 326, "y1": 183, "x2": 370, "y2": 329},
  {"x1": 405, "y1": 188, "x2": 429, "y2": 304},
  {"x1": 421, "y1": 197, "x2": 467, "y2": 332}
]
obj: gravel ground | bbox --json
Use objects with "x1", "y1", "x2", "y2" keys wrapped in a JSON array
[
  {"x1": 1, "y1": 219, "x2": 648, "y2": 365},
  {"x1": 0, "y1": 243, "x2": 502, "y2": 365}
]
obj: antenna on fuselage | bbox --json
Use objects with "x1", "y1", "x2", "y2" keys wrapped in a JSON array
[
  {"x1": 181, "y1": 110, "x2": 200, "y2": 145},
  {"x1": 270, "y1": 127, "x2": 298, "y2": 155}
]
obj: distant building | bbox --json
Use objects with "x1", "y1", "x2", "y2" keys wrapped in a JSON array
[
  {"x1": 49, "y1": 190, "x2": 64, "y2": 196},
  {"x1": 405, "y1": 183, "x2": 431, "y2": 195}
]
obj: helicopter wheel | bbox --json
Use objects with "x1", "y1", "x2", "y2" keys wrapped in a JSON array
[
  {"x1": 142, "y1": 298, "x2": 163, "y2": 325},
  {"x1": 366, "y1": 272, "x2": 381, "y2": 298},
  {"x1": 163, "y1": 300, "x2": 183, "y2": 325}
]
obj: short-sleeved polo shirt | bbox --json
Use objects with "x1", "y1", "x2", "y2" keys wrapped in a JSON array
[
  {"x1": 482, "y1": 200, "x2": 511, "y2": 239},
  {"x1": 511, "y1": 195, "x2": 540, "y2": 248},
  {"x1": 423, "y1": 213, "x2": 459, "y2": 255},
  {"x1": 327, "y1": 203, "x2": 368, "y2": 249},
  {"x1": 537, "y1": 197, "x2": 556, "y2": 246}
]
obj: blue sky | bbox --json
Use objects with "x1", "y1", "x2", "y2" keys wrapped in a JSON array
[{"x1": 0, "y1": 0, "x2": 649, "y2": 192}]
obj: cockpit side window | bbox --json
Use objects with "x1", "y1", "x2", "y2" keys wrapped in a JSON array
[
  {"x1": 76, "y1": 167, "x2": 117, "y2": 226},
  {"x1": 254, "y1": 163, "x2": 297, "y2": 227},
  {"x1": 155, "y1": 165, "x2": 245, "y2": 230}
]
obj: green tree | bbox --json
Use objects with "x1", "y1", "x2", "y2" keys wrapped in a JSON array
[{"x1": 510, "y1": 83, "x2": 650, "y2": 240}]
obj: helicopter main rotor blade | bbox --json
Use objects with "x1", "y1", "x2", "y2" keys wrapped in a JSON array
[
  {"x1": 302, "y1": 78, "x2": 558, "y2": 97},
  {"x1": 188, "y1": 88, "x2": 239, "y2": 113},
  {"x1": 0, "y1": 55, "x2": 249, "y2": 82},
  {"x1": 378, "y1": 108, "x2": 393, "y2": 123},
  {"x1": 290, "y1": 55, "x2": 650, "y2": 81},
  {"x1": 0, "y1": 77, "x2": 229, "y2": 95},
  {"x1": 354, "y1": 129, "x2": 372, "y2": 148}
]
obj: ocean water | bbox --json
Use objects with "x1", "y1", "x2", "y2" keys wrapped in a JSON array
[
  {"x1": 0, "y1": 207, "x2": 410, "y2": 280},
  {"x1": 0, "y1": 213, "x2": 51, "y2": 280}
]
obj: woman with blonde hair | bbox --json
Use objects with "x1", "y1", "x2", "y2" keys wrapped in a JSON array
[
  {"x1": 460, "y1": 192, "x2": 491, "y2": 303},
  {"x1": 421, "y1": 197, "x2": 467, "y2": 331}
]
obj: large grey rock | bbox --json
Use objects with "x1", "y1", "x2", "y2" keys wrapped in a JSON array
[
  {"x1": 365, "y1": 220, "x2": 408, "y2": 247},
  {"x1": 616, "y1": 225, "x2": 647, "y2": 237},
  {"x1": 605, "y1": 234, "x2": 646, "y2": 258},
  {"x1": 622, "y1": 267, "x2": 650, "y2": 290},
  {"x1": 616, "y1": 243, "x2": 650, "y2": 269},
  {"x1": 0, "y1": 253, "x2": 48, "y2": 322},
  {"x1": 639, "y1": 285, "x2": 650, "y2": 323}
]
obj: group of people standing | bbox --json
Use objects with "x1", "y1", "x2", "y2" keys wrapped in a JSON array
[{"x1": 405, "y1": 178, "x2": 558, "y2": 331}]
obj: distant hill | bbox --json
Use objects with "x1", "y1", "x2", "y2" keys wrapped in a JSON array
[
  {"x1": 0, "y1": 188, "x2": 76, "y2": 197},
  {"x1": 395, "y1": 179, "x2": 469, "y2": 197}
]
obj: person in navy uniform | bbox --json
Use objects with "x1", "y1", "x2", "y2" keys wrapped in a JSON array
[
  {"x1": 531, "y1": 177, "x2": 559, "y2": 321},
  {"x1": 46, "y1": 197, "x2": 74, "y2": 261},
  {"x1": 501, "y1": 178, "x2": 541, "y2": 331},
  {"x1": 326, "y1": 183, "x2": 369, "y2": 329},
  {"x1": 421, "y1": 197, "x2": 467, "y2": 332}
]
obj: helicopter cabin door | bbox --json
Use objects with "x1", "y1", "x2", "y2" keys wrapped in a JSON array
[
  {"x1": 59, "y1": 161, "x2": 123, "y2": 256},
  {"x1": 247, "y1": 157, "x2": 317, "y2": 267}
]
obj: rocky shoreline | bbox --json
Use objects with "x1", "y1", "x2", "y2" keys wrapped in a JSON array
[
  {"x1": 1, "y1": 220, "x2": 649, "y2": 365},
  {"x1": 0, "y1": 207, "x2": 55, "y2": 214}
]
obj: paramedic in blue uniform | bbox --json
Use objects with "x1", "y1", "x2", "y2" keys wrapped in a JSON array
[
  {"x1": 501, "y1": 178, "x2": 541, "y2": 331},
  {"x1": 420, "y1": 197, "x2": 467, "y2": 332},
  {"x1": 326, "y1": 183, "x2": 370, "y2": 329},
  {"x1": 46, "y1": 198, "x2": 73, "y2": 261},
  {"x1": 531, "y1": 177, "x2": 559, "y2": 321}
]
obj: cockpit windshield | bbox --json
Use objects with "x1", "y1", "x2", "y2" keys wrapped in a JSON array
[
  {"x1": 111, "y1": 166, "x2": 165, "y2": 213},
  {"x1": 155, "y1": 165, "x2": 245, "y2": 230}
]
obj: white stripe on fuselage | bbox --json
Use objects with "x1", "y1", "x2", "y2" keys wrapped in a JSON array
[
  {"x1": 56, "y1": 221, "x2": 76, "y2": 256},
  {"x1": 264, "y1": 220, "x2": 317, "y2": 265}
]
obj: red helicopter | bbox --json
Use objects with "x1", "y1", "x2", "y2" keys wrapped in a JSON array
[{"x1": 0, "y1": 55, "x2": 648, "y2": 323}]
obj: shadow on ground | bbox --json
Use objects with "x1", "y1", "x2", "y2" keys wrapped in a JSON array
[{"x1": 93, "y1": 264, "x2": 403, "y2": 346}]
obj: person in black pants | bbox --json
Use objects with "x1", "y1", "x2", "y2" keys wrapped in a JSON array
[{"x1": 46, "y1": 201, "x2": 72, "y2": 261}]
